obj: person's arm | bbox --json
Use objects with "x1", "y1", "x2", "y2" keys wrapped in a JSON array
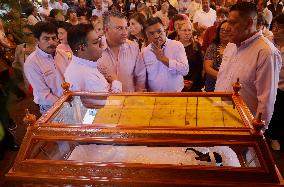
[
  {"x1": 134, "y1": 53, "x2": 146, "y2": 91},
  {"x1": 255, "y1": 50, "x2": 282, "y2": 129},
  {"x1": 204, "y1": 60, "x2": 218, "y2": 79},
  {"x1": 204, "y1": 44, "x2": 218, "y2": 79},
  {"x1": 24, "y1": 61, "x2": 59, "y2": 105},
  {"x1": 151, "y1": 42, "x2": 189, "y2": 76}
]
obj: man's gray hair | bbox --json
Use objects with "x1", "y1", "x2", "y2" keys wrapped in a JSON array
[{"x1": 103, "y1": 10, "x2": 126, "y2": 28}]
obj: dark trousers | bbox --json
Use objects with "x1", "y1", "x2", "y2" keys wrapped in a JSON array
[{"x1": 267, "y1": 89, "x2": 284, "y2": 140}]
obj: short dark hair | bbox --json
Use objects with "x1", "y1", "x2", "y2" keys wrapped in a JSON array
[
  {"x1": 67, "y1": 24, "x2": 94, "y2": 54},
  {"x1": 230, "y1": 2, "x2": 257, "y2": 17},
  {"x1": 56, "y1": 21, "x2": 72, "y2": 32},
  {"x1": 144, "y1": 17, "x2": 164, "y2": 31},
  {"x1": 103, "y1": 10, "x2": 126, "y2": 28},
  {"x1": 33, "y1": 21, "x2": 58, "y2": 39}
]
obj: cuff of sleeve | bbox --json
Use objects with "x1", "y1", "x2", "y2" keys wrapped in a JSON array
[
  {"x1": 168, "y1": 59, "x2": 177, "y2": 72},
  {"x1": 111, "y1": 80, "x2": 122, "y2": 93}
]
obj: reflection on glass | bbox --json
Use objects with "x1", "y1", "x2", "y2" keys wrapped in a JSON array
[{"x1": 49, "y1": 96, "x2": 244, "y2": 128}]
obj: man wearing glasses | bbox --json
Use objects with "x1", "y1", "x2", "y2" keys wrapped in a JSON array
[
  {"x1": 142, "y1": 17, "x2": 189, "y2": 92},
  {"x1": 64, "y1": 24, "x2": 121, "y2": 93},
  {"x1": 97, "y1": 10, "x2": 146, "y2": 92},
  {"x1": 24, "y1": 21, "x2": 63, "y2": 114}
]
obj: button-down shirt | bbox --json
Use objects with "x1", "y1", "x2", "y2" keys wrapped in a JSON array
[
  {"x1": 64, "y1": 56, "x2": 109, "y2": 92},
  {"x1": 215, "y1": 31, "x2": 282, "y2": 129},
  {"x1": 24, "y1": 46, "x2": 63, "y2": 105},
  {"x1": 97, "y1": 39, "x2": 146, "y2": 92},
  {"x1": 142, "y1": 38, "x2": 189, "y2": 92},
  {"x1": 193, "y1": 8, "x2": 216, "y2": 28}
]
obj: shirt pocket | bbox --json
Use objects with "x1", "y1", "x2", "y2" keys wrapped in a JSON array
[{"x1": 42, "y1": 69, "x2": 56, "y2": 87}]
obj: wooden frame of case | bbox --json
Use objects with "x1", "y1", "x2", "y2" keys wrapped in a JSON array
[{"x1": 6, "y1": 91, "x2": 284, "y2": 186}]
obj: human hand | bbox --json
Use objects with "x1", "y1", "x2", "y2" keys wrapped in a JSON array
[{"x1": 184, "y1": 80, "x2": 193, "y2": 90}]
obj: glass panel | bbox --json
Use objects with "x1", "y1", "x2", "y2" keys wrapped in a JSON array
[
  {"x1": 27, "y1": 140, "x2": 260, "y2": 168},
  {"x1": 49, "y1": 95, "x2": 244, "y2": 128}
]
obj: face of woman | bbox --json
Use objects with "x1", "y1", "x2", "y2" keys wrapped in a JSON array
[
  {"x1": 129, "y1": 18, "x2": 143, "y2": 36},
  {"x1": 58, "y1": 28, "x2": 68, "y2": 44},
  {"x1": 219, "y1": 22, "x2": 230, "y2": 44},
  {"x1": 178, "y1": 23, "x2": 193, "y2": 42}
]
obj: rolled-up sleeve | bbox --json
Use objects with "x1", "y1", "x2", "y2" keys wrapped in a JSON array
[
  {"x1": 168, "y1": 43, "x2": 189, "y2": 76},
  {"x1": 24, "y1": 62, "x2": 58, "y2": 105}
]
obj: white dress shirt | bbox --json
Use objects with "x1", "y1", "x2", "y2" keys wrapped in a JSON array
[
  {"x1": 64, "y1": 56, "x2": 110, "y2": 92},
  {"x1": 142, "y1": 38, "x2": 189, "y2": 92},
  {"x1": 92, "y1": 8, "x2": 104, "y2": 16},
  {"x1": 215, "y1": 31, "x2": 282, "y2": 129},
  {"x1": 24, "y1": 47, "x2": 63, "y2": 106},
  {"x1": 97, "y1": 39, "x2": 146, "y2": 92},
  {"x1": 193, "y1": 8, "x2": 216, "y2": 28}
]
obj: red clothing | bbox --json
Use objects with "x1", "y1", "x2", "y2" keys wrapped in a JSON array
[{"x1": 202, "y1": 24, "x2": 217, "y2": 53}]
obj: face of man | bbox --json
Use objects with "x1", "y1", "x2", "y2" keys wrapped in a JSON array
[
  {"x1": 82, "y1": 30, "x2": 103, "y2": 61},
  {"x1": 202, "y1": 0, "x2": 210, "y2": 13},
  {"x1": 94, "y1": 0, "x2": 102, "y2": 10},
  {"x1": 105, "y1": 16, "x2": 128, "y2": 46},
  {"x1": 226, "y1": 11, "x2": 251, "y2": 45},
  {"x1": 79, "y1": 0, "x2": 86, "y2": 8},
  {"x1": 37, "y1": 32, "x2": 58, "y2": 54},
  {"x1": 145, "y1": 22, "x2": 166, "y2": 47}
]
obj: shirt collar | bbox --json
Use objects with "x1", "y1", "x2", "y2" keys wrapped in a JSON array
[
  {"x1": 103, "y1": 38, "x2": 128, "y2": 52},
  {"x1": 35, "y1": 46, "x2": 54, "y2": 59},
  {"x1": 73, "y1": 55, "x2": 97, "y2": 68},
  {"x1": 238, "y1": 31, "x2": 262, "y2": 50}
]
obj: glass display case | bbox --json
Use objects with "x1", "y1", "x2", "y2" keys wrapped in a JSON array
[{"x1": 6, "y1": 84, "x2": 284, "y2": 186}]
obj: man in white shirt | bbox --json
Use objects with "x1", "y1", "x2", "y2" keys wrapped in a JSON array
[
  {"x1": 193, "y1": 0, "x2": 216, "y2": 29},
  {"x1": 24, "y1": 22, "x2": 63, "y2": 114},
  {"x1": 188, "y1": 0, "x2": 202, "y2": 21},
  {"x1": 215, "y1": 2, "x2": 282, "y2": 130},
  {"x1": 154, "y1": 2, "x2": 170, "y2": 30},
  {"x1": 143, "y1": 17, "x2": 189, "y2": 92},
  {"x1": 38, "y1": 0, "x2": 50, "y2": 21},
  {"x1": 92, "y1": 0, "x2": 107, "y2": 17},
  {"x1": 64, "y1": 24, "x2": 121, "y2": 93},
  {"x1": 97, "y1": 11, "x2": 146, "y2": 92}
]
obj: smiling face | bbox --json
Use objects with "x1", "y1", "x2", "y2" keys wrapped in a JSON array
[
  {"x1": 145, "y1": 22, "x2": 166, "y2": 47},
  {"x1": 129, "y1": 18, "x2": 143, "y2": 36},
  {"x1": 37, "y1": 32, "x2": 58, "y2": 54}
]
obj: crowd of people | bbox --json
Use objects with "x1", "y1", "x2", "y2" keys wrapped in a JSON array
[{"x1": 0, "y1": 0, "x2": 283, "y2": 159}]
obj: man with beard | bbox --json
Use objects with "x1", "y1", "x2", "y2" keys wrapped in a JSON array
[
  {"x1": 142, "y1": 17, "x2": 189, "y2": 92},
  {"x1": 97, "y1": 11, "x2": 146, "y2": 92},
  {"x1": 215, "y1": 2, "x2": 282, "y2": 131},
  {"x1": 24, "y1": 22, "x2": 63, "y2": 114}
]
